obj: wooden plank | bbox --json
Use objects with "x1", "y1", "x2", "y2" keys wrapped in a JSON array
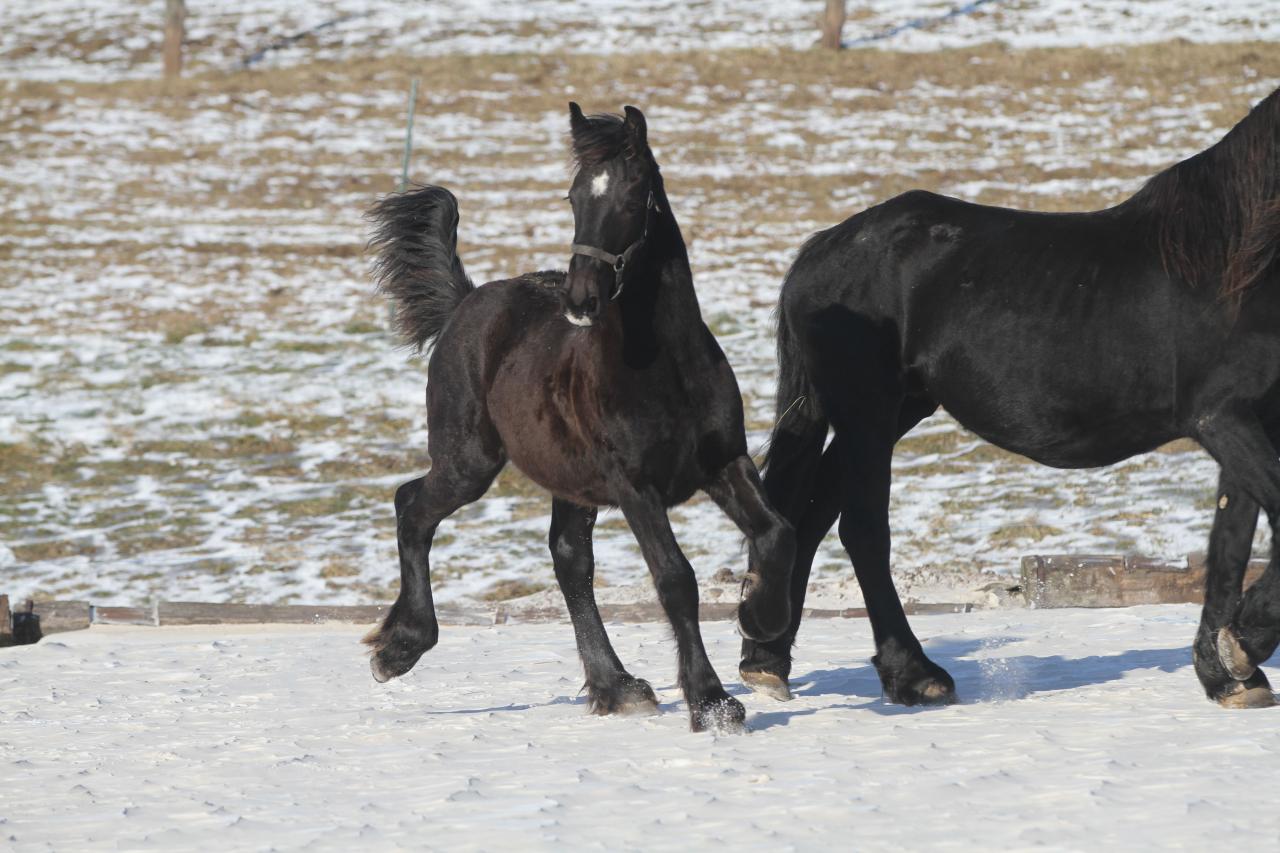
[
  {"x1": 25, "y1": 600, "x2": 92, "y2": 635},
  {"x1": 156, "y1": 601, "x2": 491, "y2": 627},
  {"x1": 92, "y1": 605, "x2": 155, "y2": 626},
  {"x1": 495, "y1": 600, "x2": 974, "y2": 625},
  {"x1": 0, "y1": 594, "x2": 10, "y2": 646},
  {"x1": 159, "y1": 602, "x2": 389, "y2": 625},
  {"x1": 1021, "y1": 553, "x2": 1267, "y2": 609}
]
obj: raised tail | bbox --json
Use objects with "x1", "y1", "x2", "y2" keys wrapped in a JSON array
[{"x1": 366, "y1": 185, "x2": 474, "y2": 352}]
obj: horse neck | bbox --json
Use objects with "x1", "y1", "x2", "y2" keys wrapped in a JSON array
[{"x1": 614, "y1": 205, "x2": 705, "y2": 358}]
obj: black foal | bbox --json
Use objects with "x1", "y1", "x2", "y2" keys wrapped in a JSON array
[{"x1": 364, "y1": 105, "x2": 794, "y2": 732}]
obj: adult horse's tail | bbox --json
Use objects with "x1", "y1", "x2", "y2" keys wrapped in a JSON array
[
  {"x1": 366, "y1": 185, "x2": 474, "y2": 352},
  {"x1": 761, "y1": 264, "x2": 831, "y2": 522}
]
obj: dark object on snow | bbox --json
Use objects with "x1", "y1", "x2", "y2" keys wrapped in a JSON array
[
  {"x1": 12, "y1": 600, "x2": 42, "y2": 645},
  {"x1": 741, "y1": 86, "x2": 1280, "y2": 713},
  {"x1": 363, "y1": 105, "x2": 794, "y2": 733}
]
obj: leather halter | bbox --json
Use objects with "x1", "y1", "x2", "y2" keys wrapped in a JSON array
[{"x1": 570, "y1": 189, "x2": 658, "y2": 301}]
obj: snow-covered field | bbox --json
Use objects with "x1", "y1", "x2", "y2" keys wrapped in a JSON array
[
  {"x1": 2, "y1": 2, "x2": 1278, "y2": 609},
  {"x1": 4, "y1": 606, "x2": 1280, "y2": 849},
  {"x1": 2, "y1": 0, "x2": 1276, "y2": 82}
]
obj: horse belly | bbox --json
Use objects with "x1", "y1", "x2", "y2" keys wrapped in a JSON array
[{"x1": 919, "y1": 327, "x2": 1177, "y2": 469}]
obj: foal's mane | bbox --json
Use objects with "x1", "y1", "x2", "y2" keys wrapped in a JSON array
[
  {"x1": 1128, "y1": 86, "x2": 1280, "y2": 310},
  {"x1": 570, "y1": 112, "x2": 646, "y2": 170}
]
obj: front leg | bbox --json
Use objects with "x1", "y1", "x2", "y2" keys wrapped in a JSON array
[
  {"x1": 704, "y1": 455, "x2": 795, "y2": 644},
  {"x1": 618, "y1": 486, "x2": 746, "y2": 733},
  {"x1": 549, "y1": 499, "x2": 658, "y2": 715}
]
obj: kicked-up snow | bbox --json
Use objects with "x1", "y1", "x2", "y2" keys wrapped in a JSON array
[{"x1": 3, "y1": 605, "x2": 1280, "y2": 849}]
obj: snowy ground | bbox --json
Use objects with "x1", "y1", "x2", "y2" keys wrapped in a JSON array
[
  {"x1": 4, "y1": 606, "x2": 1280, "y2": 849},
  {"x1": 2, "y1": 2, "x2": 1278, "y2": 608},
  {"x1": 2, "y1": 0, "x2": 1276, "y2": 82}
]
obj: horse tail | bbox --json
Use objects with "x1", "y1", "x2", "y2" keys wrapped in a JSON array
[
  {"x1": 761, "y1": 252, "x2": 831, "y2": 521},
  {"x1": 366, "y1": 185, "x2": 474, "y2": 352}
]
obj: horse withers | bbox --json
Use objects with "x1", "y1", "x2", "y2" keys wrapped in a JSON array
[
  {"x1": 364, "y1": 105, "x2": 794, "y2": 732},
  {"x1": 743, "y1": 86, "x2": 1280, "y2": 710}
]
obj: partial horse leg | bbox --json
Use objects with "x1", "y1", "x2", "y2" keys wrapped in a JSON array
[
  {"x1": 366, "y1": 420, "x2": 504, "y2": 682},
  {"x1": 833, "y1": 420, "x2": 956, "y2": 706},
  {"x1": 1191, "y1": 470, "x2": 1273, "y2": 707},
  {"x1": 704, "y1": 455, "x2": 796, "y2": 645},
  {"x1": 549, "y1": 498, "x2": 658, "y2": 715},
  {"x1": 619, "y1": 487, "x2": 745, "y2": 732},
  {"x1": 737, "y1": 443, "x2": 841, "y2": 699},
  {"x1": 1195, "y1": 406, "x2": 1280, "y2": 703},
  {"x1": 739, "y1": 397, "x2": 938, "y2": 700}
]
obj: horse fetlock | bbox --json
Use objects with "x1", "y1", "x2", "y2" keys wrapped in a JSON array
[
  {"x1": 586, "y1": 675, "x2": 659, "y2": 716},
  {"x1": 872, "y1": 645, "x2": 957, "y2": 707},
  {"x1": 736, "y1": 571, "x2": 791, "y2": 643},
  {"x1": 1216, "y1": 626, "x2": 1259, "y2": 681}
]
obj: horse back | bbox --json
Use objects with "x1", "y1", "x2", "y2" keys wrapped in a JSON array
[{"x1": 783, "y1": 190, "x2": 1261, "y2": 466}]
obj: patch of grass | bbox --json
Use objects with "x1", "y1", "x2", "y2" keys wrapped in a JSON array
[
  {"x1": 10, "y1": 537, "x2": 98, "y2": 562},
  {"x1": 480, "y1": 579, "x2": 548, "y2": 601},
  {"x1": 343, "y1": 320, "x2": 385, "y2": 335},
  {"x1": 158, "y1": 311, "x2": 210, "y2": 344},
  {"x1": 319, "y1": 560, "x2": 361, "y2": 579},
  {"x1": 988, "y1": 519, "x2": 1064, "y2": 545}
]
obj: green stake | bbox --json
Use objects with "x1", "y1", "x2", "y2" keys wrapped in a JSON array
[{"x1": 399, "y1": 78, "x2": 419, "y2": 192}]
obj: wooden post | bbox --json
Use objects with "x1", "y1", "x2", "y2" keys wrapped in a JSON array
[
  {"x1": 164, "y1": 0, "x2": 187, "y2": 79},
  {"x1": 820, "y1": 0, "x2": 846, "y2": 50},
  {"x1": 0, "y1": 595, "x2": 10, "y2": 646}
]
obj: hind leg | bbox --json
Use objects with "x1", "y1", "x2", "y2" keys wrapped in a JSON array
[
  {"x1": 366, "y1": 402, "x2": 504, "y2": 682},
  {"x1": 833, "y1": 411, "x2": 956, "y2": 706},
  {"x1": 1195, "y1": 407, "x2": 1280, "y2": 701},
  {"x1": 549, "y1": 498, "x2": 658, "y2": 715},
  {"x1": 620, "y1": 486, "x2": 745, "y2": 733},
  {"x1": 1191, "y1": 470, "x2": 1274, "y2": 708},
  {"x1": 739, "y1": 397, "x2": 938, "y2": 700}
]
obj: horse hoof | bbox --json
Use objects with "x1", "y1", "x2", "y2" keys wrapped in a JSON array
[
  {"x1": 370, "y1": 655, "x2": 395, "y2": 684},
  {"x1": 588, "y1": 676, "x2": 660, "y2": 716},
  {"x1": 1217, "y1": 681, "x2": 1277, "y2": 709},
  {"x1": 740, "y1": 668, "x2": 792, "y2": 701},
  {"x1": 690, "y1": 696, "x2": 748, "y2": 735},
  {"x1": 875, "y1": 653, "x2": 958, "y2": 706},
  {"x1": 1217, "y1": 627, "x2": 1256, "y2": 681}
]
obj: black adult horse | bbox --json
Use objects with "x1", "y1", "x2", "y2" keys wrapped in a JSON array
[
  {"x1": 741, "y1": 86, "x2": 1280, "y2": 710},
  {"x1": 364, "y1": 105, "x2": 794, "y2": 732}
]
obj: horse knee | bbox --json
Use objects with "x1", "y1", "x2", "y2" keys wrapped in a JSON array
[
  {"x1": 394, "y1": 478, "x2": 423, "y2": 514},
  {"x1": 653, "y1": 565, "x2": 698, "y2": 610}
]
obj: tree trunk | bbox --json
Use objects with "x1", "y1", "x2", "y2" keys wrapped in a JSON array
[
  {"x1": 164, "y1": 0, "x2": 187, "y2": 78},
  {"x1": 820, "y1": 0, "x2": 846, "y2": 50}
]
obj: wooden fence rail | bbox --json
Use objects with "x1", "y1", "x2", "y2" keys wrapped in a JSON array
[{"x1": 0, "y1": 551, "x2": 1252, "y2": 646}]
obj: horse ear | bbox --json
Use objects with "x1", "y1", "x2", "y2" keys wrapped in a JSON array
[
  {"x1": 623, "y1": 105, "x2": 648, "y2": 150},
  {"x1": 569, "y1": 101, "x2": 586, "y2": 133}
]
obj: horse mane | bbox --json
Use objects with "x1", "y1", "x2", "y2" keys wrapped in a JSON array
[
  {"x1": 570, "y1": 112, "x2": 641, "y2": 170},
  {"x1": 1128, "y1": 86, "x2": 1280, "y2": 311}
]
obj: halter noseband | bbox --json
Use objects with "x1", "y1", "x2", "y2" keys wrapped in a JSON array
[{"x1": 570, "y1": 189, "x2": 657, "y2": 301}]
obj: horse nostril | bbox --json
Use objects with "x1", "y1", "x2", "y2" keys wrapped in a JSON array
[{"x1": 581, "y1": 295, "x2": 599, "y2": 316}]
